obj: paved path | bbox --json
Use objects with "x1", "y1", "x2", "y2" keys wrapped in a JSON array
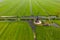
[
  {"x1": 27, "y1": 20, "x2": 36, "y2": 40},
  {"x1": 51, "y1": 23, "x2": 60, "y2": 28}
]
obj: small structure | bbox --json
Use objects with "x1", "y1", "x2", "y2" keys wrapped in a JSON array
[
  {"x1": 34, "y1": 16, "x2": 42, "y2": 25},
  {"x1": 34, "y1": 20, "x2": 42, "y2": 24}
]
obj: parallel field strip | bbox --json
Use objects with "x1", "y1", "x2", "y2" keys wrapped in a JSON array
[{"x1": 0, "y1": 0, "x2": 60, "y2": 40}]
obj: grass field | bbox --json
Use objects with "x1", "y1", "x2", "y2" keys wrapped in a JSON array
[
  {"x1": 0, "y1": 0, "x2": 60, "y2": 40},
  {"x1": 0, "y1": 22, "x2": 34, "y2": 40}
]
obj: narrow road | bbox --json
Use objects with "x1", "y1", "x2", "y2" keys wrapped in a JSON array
[
  {"x1": 51, "y1": 23, "x2": 60, "y2": 27},
  {"x1": 27, "y1": 20, "x2": 36, "y2": 40}
]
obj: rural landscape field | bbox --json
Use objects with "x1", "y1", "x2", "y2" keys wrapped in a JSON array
[{"x1": 0, "y1": 0, "x2": 60, "y2": 40}]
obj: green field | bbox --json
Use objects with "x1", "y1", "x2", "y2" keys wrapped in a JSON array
[{"x1": 0, "y1": 0, "x2": 60, "y2": 40}]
